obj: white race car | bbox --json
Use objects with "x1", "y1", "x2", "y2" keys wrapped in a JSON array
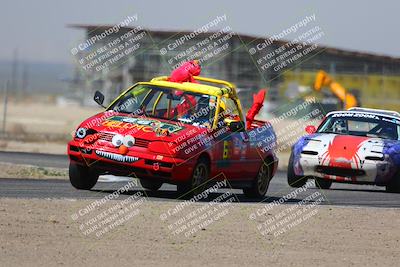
[{"x1": 288, "y1": 108, "x2": 400, "y2": 192}]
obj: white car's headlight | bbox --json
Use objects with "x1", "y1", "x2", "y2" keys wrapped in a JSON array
[
  {"x1": 123, "y1": 135, "x2": 135, "y2": 147},
  {"x1": 76, "y1": 127, "x2": 87, "y2": 139},
  {"x1": 112, "y1": 134, "x2": 124, "y2": 147}
]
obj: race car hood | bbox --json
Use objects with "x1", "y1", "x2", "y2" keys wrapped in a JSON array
[
  {"x1": 77, "y1": 111, "x2": 207, "y2": 143},
  {"x1": 296, "y1": 133, "x2": 393, "y2": 168},
  {"x1": 301, "y1": 133, "x2": 384, "y2": 154}
]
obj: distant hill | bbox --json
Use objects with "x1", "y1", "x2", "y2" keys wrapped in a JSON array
[{"x1": 0, "y1": 60, "x2": 73, "y2": 94}]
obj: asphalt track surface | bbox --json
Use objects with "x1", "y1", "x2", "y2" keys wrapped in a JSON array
[{"x1": 0, "y1": 151, "x2": 399, "y2": 208}]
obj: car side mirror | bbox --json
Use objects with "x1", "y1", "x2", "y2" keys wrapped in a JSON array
[
  {"x1": 94, "y1": 91, "x2": 105, "y2": 108},
  {"x1": 229, "y1": 121, "x2": 246, "y2": 132},
  {"x1": 305, "y1": 125, "x2": 316, "y2": 134}
]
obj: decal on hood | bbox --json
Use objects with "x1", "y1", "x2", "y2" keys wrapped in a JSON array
[{"x1": 102, "y1": 116, "x2": 184, "y2": 133}]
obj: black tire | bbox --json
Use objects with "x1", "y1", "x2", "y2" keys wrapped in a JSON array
[
  {"x1": 315, "y1": 177, "x2": 332, "y2": 189},
  {"x1": 386, "y1": 176, "x2": 400, "y2": 193},
  {"x1": 177, "y1": 157, "x2": 209, "y2": 198},
  {"x1": 243, "y1": 160, "x2": 272, "y2": 199},
  {"x1": 69, "y1": 162, "x2": 99, "y2": 190},
  {"x1": 287, "y1": 152, "x2": 307, "y2": 188},
  {"x1": 140, "y1": 179, "x2": 163, "y2": 191}
]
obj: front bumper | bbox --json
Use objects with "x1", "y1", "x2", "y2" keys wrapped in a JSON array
[
  {"x1": 297, "y1": 154, "x2": 392, "y2": 184},
  {"x1": 67, "y1": 140, "x2": 195, "y2": 183}
]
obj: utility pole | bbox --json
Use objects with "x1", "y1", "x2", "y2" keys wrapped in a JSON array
[
  {"x1": 21, "y1": 64, "x2": 28, "y2": 95},
  {"x1": 11, "y1": 48, "x2": 18, "y2": 99},
  {"x1": 2, "y1": 81, "x2": 9, "y2": 134}
]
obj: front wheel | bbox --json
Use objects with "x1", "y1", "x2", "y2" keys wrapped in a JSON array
[
  {"x1": 69, "y1": 162, "x2": 99, "y2": 190},
  {"x1": 315, "y1": 177, "x2": 332, "y2": 189},
  {"x1": 177, "y1": 158, "x2": 209, "y2": 198},
  {"x1": 140, "y1": 179, "x2": 163, "y2": 191},
  {"x1": 243, "y1": 161, "x2": 271, "y2": 199},
  {"x1": 287, "y1": 152, "x2": 307, "y2": 188}
]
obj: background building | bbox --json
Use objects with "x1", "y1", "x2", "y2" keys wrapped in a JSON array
[{"x1": 69, "y1": 24, "x2": 400, "y2": 114}]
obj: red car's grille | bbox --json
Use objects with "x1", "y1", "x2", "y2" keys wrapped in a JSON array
[
  {"x1": 98, "y1": 132, "x2": 114, "y2": 142},
  {"x1": 135, "y1": 138, "x2": 150, "y2": 148},
  {"x1": 98, "y1": 132, "x2": 150, "y2": 148}
]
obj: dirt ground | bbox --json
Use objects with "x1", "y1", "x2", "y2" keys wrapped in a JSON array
[
  {"x1": 0, "y1": 197, "x2": 399, "y2": 267},
  {"x1": 0, "y1": 162, "x2": 67, "y2": 179}
]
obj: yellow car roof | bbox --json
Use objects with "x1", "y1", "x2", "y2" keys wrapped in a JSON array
[{"x1": 144, "y1": 76, "x2": 237, "y2": 98}]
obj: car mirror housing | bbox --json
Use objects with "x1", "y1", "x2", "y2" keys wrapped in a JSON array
[
  {"x1": 305, "y1": 125, "x2": 317, "y2": 134},
  {"x1": 94, "y1": 91, "x2": 105, "y2": 108}
]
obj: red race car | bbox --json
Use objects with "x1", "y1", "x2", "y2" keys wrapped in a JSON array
[{"x1": 67, "y1": 76, "x2": 278, "y2": 198}]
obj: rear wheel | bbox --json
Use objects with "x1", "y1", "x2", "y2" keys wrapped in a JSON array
[
  {"x1": 243, "y1": 160, "x2": 271, "y2": 199},
  {"x1": 140, "y1": 179, "x2": 163, "y2": 191},
  {"x1": 315, "y1": 177, "x2": 332, "y2": 189},
  {"x1": 177, "y1": 158, "x2": 209, "y2": 198},
  {"x1": 287, "y1": 152, "x2": 307, "y2": 188},
  {"x1": 69, "y1": 162, "x2": 99, "y2": 190}
]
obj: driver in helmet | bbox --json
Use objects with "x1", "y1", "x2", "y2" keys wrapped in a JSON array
[{"x1": 332, "y1": 119, "x2": 347, "y2": 134}]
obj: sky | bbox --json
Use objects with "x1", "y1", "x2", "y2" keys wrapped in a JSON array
[{"x1": 0, "y1": 0, "x2": 399, "y2": 64}]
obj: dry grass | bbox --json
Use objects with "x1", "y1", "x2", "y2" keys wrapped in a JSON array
[{"x1": 0, "y1": 162, "x2": 67, "y2": 179}]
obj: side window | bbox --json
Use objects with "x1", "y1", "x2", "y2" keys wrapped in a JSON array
[
  {"x1": 220, "y1": 97, "x2": 240, "y2": 118},
  {"x1": 144, "y1": 91, "x2": 162, "y2": 115},
  {"x1": 217, "y1": 97, "x2": 243, "y2": 130},
  {"x1": 153, "y1": 93, "x2": 169, "y2": 117},
  {"x1": 155, "y1": 93, "x2": 169, "y2": 111}
]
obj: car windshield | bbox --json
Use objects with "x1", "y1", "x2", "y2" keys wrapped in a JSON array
[
  {"x1": 108, "y1": 84, "x2": 217, "y2": 127},
  {"x1": 318, "y1": 113, "x2": 400, "y2": 140}
]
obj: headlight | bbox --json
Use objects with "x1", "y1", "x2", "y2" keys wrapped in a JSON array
[
  {"x1": 112, "y1": 134, "x2": 124, "y2": 147},
  {"x1": 123, "y1": 135, "x2": 135, "y2": 147},
  {"x1": 76, "y1": 128, "x2": 87, "y2": 139}
]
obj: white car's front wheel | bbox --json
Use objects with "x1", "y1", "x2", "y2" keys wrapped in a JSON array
[
  {"x1": 287, "y1": 152, "x2": 308, "y2": 188},
  {"x1": 315, "y1": 177, "x2": 332, "y2": 189}
]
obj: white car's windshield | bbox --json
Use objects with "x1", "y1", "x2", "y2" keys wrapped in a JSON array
[
  {"x1": 109, "y1": 85, "x2": 217, "y2": 127},
  {"x1": 318, "y1": 113, "x2": 400, "y2": 140}
]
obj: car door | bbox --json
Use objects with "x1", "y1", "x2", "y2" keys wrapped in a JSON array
[{"x1": 212, "y1": 97, "x2": 253, "y2": 180}]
